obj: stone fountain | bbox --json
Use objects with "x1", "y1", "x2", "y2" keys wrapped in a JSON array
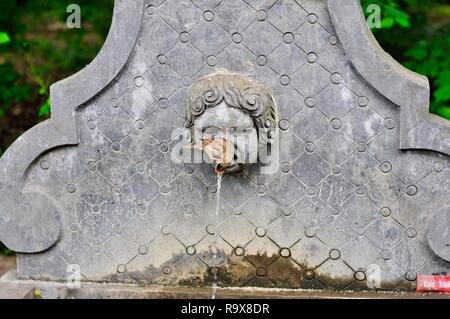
[{"x1": 0, "y1": 0, "x2": 449, "y2": 298}]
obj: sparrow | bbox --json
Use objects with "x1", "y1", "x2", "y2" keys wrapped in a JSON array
[{"x1": 191, "y1": 137, "x2": 237, "y2": 175}]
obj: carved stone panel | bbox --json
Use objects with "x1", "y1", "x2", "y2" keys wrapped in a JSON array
[{"x1": 0, "y1": 0, "x2": 449, "y2": 291}]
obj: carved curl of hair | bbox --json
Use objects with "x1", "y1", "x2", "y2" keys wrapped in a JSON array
[{"x1": 185, "y1": 72, "x2": 278, "y2": 143}]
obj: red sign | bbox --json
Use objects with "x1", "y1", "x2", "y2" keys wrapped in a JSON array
[{"x1": 416, "y1": 275, "x2": 450, "y2": 293}]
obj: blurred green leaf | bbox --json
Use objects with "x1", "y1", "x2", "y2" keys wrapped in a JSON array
[
  {"x1": 395, "y1": 16, "x2": 411, "y2": 28},
  {"x1": 435, "y1": 106, "x2": 450, "y2": 119},
  {"x1": 38, "y1": 98, "x2": 51, "y2": 117},
  {"x1": 436, "y1": 70, "x2": 450, "y2": 86},
  {"x1": 0, "y1": 31, "x2": 10, "y2": 44},
  {"x1": 435, "y1": 85, "x2": 450, "y2": 103},
  {"x1": 380, "y1": 17, "x2": 395, "y2": 28},
  {"x1": 405, "y1": 45, "x2": 428, "y2": 61},
  {"x1": 38, "y1": 86, "x2": 46, "y2": 95}
]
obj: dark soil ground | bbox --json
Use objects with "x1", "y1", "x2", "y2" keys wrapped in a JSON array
[
  {"x1": 0, "y1": 255, "x2": 16, "y2": 277},
  {"x1": 0, "y1": 99, "x2": 44, "y2": 153}
]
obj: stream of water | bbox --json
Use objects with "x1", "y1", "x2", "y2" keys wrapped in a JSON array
[{"x1": 211, "y1": 173, "x2": 222, "y2": 299}]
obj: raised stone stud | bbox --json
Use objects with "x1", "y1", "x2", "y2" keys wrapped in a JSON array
[
  {"x1": 304, "y1": 269, "x2": 315, "y2": 280},
  {"x1": 179, "y1": 31, "x2": 190, "y2": 43},
  {"x1": 136, "y1": 162, "x2": 147, "y2": 174},
  {"x1": 93, "y1": 245, "x2": 102, "y2": 254},
  {"x1": 406, "y1": 185, "x2": 418, "y2": 196},
  {"x1": 136, "y1": 204, "x2": 146, "y2": 215},
  {"x1": 305, "y1": 227, "x2": 316, "y2": 238},
  {"x1": 182, "y1": 76, "x2": 192, "y2": 87},
  {"x1": 161, "y1": 225, "x2": 170, "y2": 235},
  {"x1": 256, "y1": 267, "x2": 267, "y2": 277},
  {"x1": 117, "y1": 264, "x2": 127, "y2": 274},
  {"x1": 162, "y1": 266, "x2": 172, "y2": 275},
  {"x1": 357, "y1": 143, "x2": 367, "y2": 153},
  {"x1": 135, "y1": 120, "x2": 145, "y2": 130},
  {"x1": 330, "y1": 118, "x2": 342, "y2": 130},
  {"x1": 307, "y1": 52, "x2": 318, "y2": 63},
  {"x1": 139, "y1": 246, "x2": 148, "y2": 255},
  {"x1": 184, "y1": 205, "x2": 194, "y2": 216},
  {"x1": 256, "y1": 10, "x2": 267, "y2": 21},
  {"x1": 70, "y1": 223, "x2": 79, "y2": 233},
  {"x1": 380, "y1": 250, "x2": 392, "y2": 260},
  {"x1": 306, "y1": 186, "x2": 317, "y2": 196},
  {"x1": 234, "y1": 246, "x2": 245, "y2": 256},
  {"x1": 40, "y1": 160, "x2": 50, "y2": 170},
  {"x1": 280, "y1": 75, "x2": 290, "y2": 86},
  {"x1": 157, "y1": 54, "x2": 167, "y2": 65},
  {"x1": 186, "y1": 246, "x2": 196, "y2": 255},
  {"x1": 160, "y1": 184, "x2": 171, "y2": 194},
  {"x1": 356, "y1": 186, "x2": 366, "y2": 195},
  {"x1": 206, "y1": 224, "x2": 216, "y2": 235},
  {"x1": 66, "y1": 184, "x2": 76, "y2": 194},
  {"x1": 329, "y1": 35, "x2": 338, "y2": 45},
  {"x1": 233, "y1": 207, "x2": 242, "y2": 216},
  {"x1": 280, "y1": 248, "x2": 291, "y2": 258},
  {"x1": 231, "y1": 32, "x2": 243, "y2": 44},
  {"x1": 88, "y1": 161, "x2": 97, "y2": 172},
  {"x1": 354, "y1": 271, "x2": 366, "y2": 281},
  {"x1": 305, "y1": 142, "x2": 316, "y2": 153},
  {"x1": 146, "y1": 5, "x2": 156, "y2": 15},
  {"x1": 87, "y1": 120, "x2": 96, "y2": 130},
  {"x1": 380, "y1": 162, "x2": 392, "y2": 173},
  {"x1": 159, "y1": 142, "x2": 169, "y2": 153},
  {"x1": 203, "y1": 10, "x2": 215, "y2": 22},
  {"x1": 111, "y1": 98, "x2": 119, "y2": 108},
  {"x1": 111, "y1": 142, "x2": 121, "y2": 152},
  {"x1": 256, "y1": 55, "x2": 267, "y2": 66},
  {"x1": 159, "y1": 98, "x2": 169, "y2": 109},
  {"x1": 380, "y1": 207, "x2": 391, "y2": 217},
  {"x1": 384, "y1": 118, "x2": 396, "y2": 130},
  {"x1": 184, "y1": 164, "x2": 194, "y2": 175},
  {"x1": 281, "y1": 162, "x2": 291, "y2": 173},
  {"x1": 329, "y1": 249, "x2": 340, "y2": 260},
  {"x1": 283, "y1": 207, "x2": 294, "y2": 216},
  {"x1": 305, "y1": 97, "x2": 315, "y2": 108},
  {"x1": 207, "y1": 55, "x2": 218, "y2": 67},
  {"x1": 406, "y1": 227, "x2": 417, "y2": 238},
  {"x1": 357, "y1": 96, "x2": 369, "y2": 107},
  {"x1": 434, "y1": 161, "x2": 444, "y2": 172},
  {"x1": 134, "y1": 76, "x2": 144, "y2": 87},
  {"x1": 330, "y1": 72, "x2": 343, "y2": 84},
  {"x1": 208, "y1": 184, "x2": 218, "y2": 194},
  {"x1": 283, "y1": 32, "x2": 295, "y2": 44},
  {"x1": 307, "y1": 13, "x2": 318, "y2": 24},
  {"x1": 255, "y1": 226, "x2": 266, "y2": 237},
  {"x1": 256, "y1": 184, "x2": 266, "y2": 195},
  {"x1": 92, "y1": 205, "x2": 100, "y2": 214},
  {"x1": 332, "y1": 165, "x2": 341, "y2": 175},
  {"x1": 279, "y1": 119, "x2": 290, "y2": 131},
  {"x1": 405, "y1": 271, "x2": 417, "y2": 282}
]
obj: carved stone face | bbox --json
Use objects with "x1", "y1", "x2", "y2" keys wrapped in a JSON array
[
  {"x1": 185, "y1": 71, "x2": 277, "y2": 174},
  {"x1": 193, "y1": 101, "x2": 258, "y2": 173}
]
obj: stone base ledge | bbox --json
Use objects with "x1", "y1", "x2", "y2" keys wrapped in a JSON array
[{"x1": 0, "y1": 270, "x2": 449, "y2": 299}]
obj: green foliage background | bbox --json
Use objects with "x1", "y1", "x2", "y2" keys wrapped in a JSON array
[{"x1": 0, "y1": 0, "x2": 450, "y2": 254}]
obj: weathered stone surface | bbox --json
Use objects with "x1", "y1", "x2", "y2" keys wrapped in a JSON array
[
  {"x1": 0, "y1": 0, "x2": 449, "y2": 293},
  {"x1": 1, "y1": 270, "x2": 449, "y2": 299}
]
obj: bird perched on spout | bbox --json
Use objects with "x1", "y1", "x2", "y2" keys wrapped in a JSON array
[{"x1": 191, "y1": 137, "x2": 239, "y2": 175}]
